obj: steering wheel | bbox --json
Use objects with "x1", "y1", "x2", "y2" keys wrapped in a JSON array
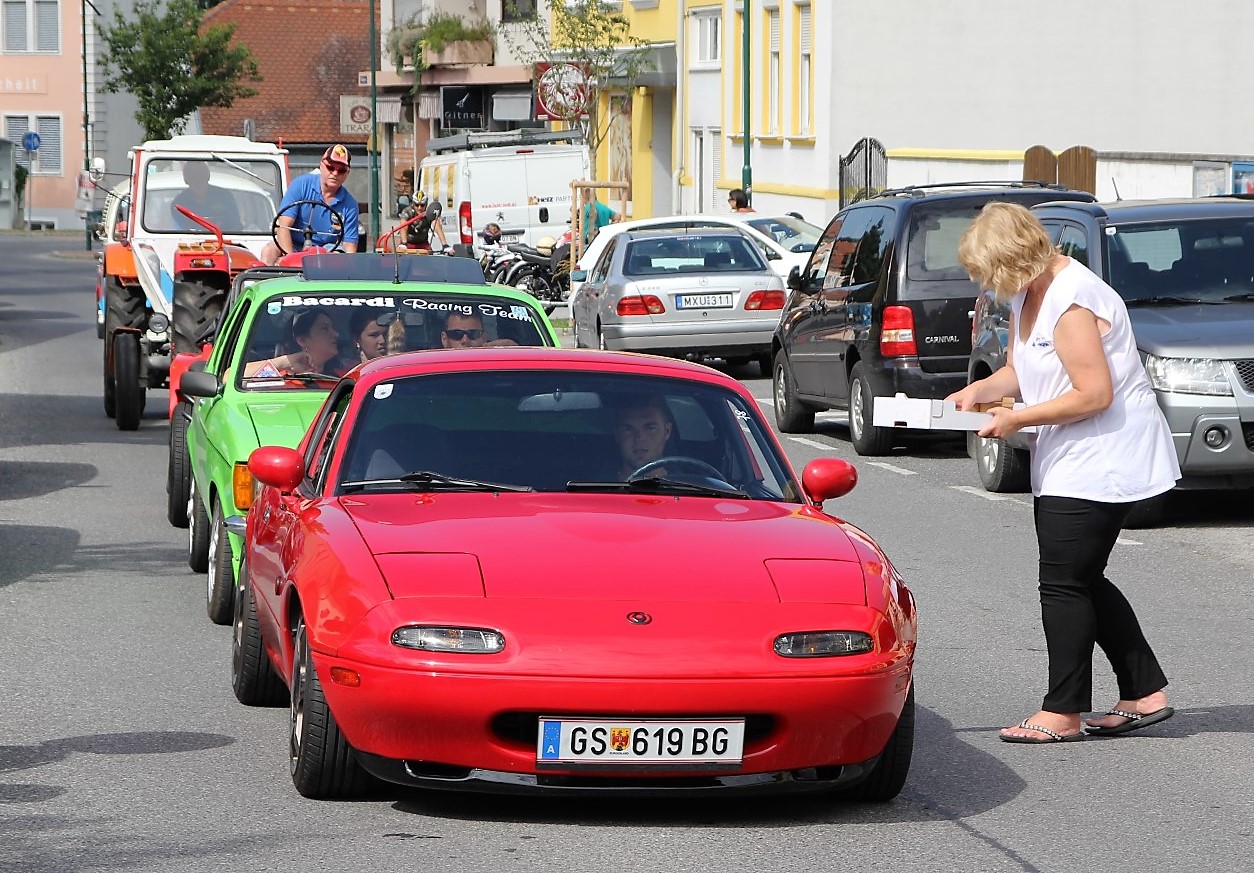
[
  {"x1": 628, "y1": 456, "x2": 727, "y2": 482},
  {"x1": 270, "y1": 199, "x2": 347, "y2": 255}
]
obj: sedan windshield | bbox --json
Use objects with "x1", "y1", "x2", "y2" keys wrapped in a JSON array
[
  {"x1": 1106, "y1": 217, "x2": 1254, "y2": 303},
  {"x1": 338, "y1": 371, "x2": 800, "y2": 501}
]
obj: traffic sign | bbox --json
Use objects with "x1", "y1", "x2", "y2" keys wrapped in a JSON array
[{"x1": 22, "y1": 131, "x2": 40, "y2": 152}]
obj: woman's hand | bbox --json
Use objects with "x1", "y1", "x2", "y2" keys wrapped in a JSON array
[
  {"x1": 278, "y1": 351, "x2": 313, "y2": 372},
  {"x1": 946, "y1": 384, "x2": 985, "y2": 411},
  {"x1": 977, "y1": 406, "x2": 1024, "y2": 440}
]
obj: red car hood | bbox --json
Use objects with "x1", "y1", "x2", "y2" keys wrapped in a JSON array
[{"x1": 341, "y1": 493, "x2": 862, "y2": 604}]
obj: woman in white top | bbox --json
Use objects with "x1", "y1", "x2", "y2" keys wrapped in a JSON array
[{"x1": 948, "y1": 202, "x2": 1179, "y2": 744}]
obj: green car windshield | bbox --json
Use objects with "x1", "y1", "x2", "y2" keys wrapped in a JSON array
[{"x1": 237, "y1": 290, "x2": 553, "y2": 390}]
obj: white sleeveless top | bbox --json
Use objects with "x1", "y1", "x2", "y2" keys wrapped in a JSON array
[{"x1": 1011, "y1": 259, "x2": 1179, "y2": 502}]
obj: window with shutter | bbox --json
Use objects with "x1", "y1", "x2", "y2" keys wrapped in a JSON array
[
  {"x1": 35, "y1": 0, "x2": 57, "y2": 51},
  {"x1": 36, "y1": 116, "x2": 61, "y2": 174},
  {"x1": 767, "y1": 11, "x2": 780, "y2": 134},
  {"x1": 799, "y1": 6, "x2": 812, "y2": 134},
  {"x1": 3, "y1": 0, "x2": 27, "y2": 51}
]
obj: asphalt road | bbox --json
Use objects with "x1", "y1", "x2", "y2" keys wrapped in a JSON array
[{"x1": 2, "y1": 232, "x2": 1251, "y2": 872}]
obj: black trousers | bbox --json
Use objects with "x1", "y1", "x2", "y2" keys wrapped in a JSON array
[{"x1": 1033, "y1": 495, "x2": 1169, "y2": 713}]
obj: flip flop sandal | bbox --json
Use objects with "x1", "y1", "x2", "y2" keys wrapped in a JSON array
[
  {"x1": 1085, "y1": 706, "x2": 1175, "y2": 736},
  {"x1": 1000, "y1": 719, "x2": 1086, "y2": 744}
]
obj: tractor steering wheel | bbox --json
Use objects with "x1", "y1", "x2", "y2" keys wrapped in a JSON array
[{"x1": 270, "y1": 199, "x2": 347, "y2": 255}]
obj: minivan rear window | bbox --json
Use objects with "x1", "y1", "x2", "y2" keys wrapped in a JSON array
[{"x1": 905, "y1": 203, "x2": 983, "y2": 284}]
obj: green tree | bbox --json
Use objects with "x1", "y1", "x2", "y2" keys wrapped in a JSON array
[
  {"x1": 499, "y1": 0, "x2": 653, "y2": 179},
  {"x1": 97, "y1": 0, "x2": 262, "y2": 140}
]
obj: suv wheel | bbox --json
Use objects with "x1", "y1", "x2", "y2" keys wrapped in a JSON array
[
  {"x1": 975, "y1": 435, "x2": 1030, "y2": 493},
  {"x1": 772, "y1": 352, "x2": 814, "y2": 433},
  {"x1": 848, "y1": 362, "x2": 893, "y2": 456}
]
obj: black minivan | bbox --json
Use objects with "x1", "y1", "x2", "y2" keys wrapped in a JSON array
[{"x1": 771, "y1": 182, "x2": 1095, "y2": 455}]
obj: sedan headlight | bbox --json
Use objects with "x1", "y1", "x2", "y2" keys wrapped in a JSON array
[
  {"x1": 774, "y1": 631, "x2": 873, "y2": 657},
  {"x1": 391, "y1": 626, "x2": 505, "y2": 654},
  {"x1": 1143, "y1": 354, "x2": 1232, "y2": 396}
]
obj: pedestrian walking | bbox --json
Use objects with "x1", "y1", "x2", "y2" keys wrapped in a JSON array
[{"x1": 948, "y1": 202, "x2": 1178, "y2": 744}]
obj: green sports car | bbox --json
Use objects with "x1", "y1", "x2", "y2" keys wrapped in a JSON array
[{"x1": 174, "y1": 254, "x2": 560, "y2": 624}]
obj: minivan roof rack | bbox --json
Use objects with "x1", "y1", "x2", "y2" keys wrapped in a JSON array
[
  {"x1": 426, "y1": 128, "x2": 586, "y2": 154},
  {"x1": 875, "y1": 180, "x2": 1070, "y2": 198}
]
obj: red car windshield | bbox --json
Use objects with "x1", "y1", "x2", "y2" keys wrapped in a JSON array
[{"x1": 337, "y1": 371, "x2": 800, "y2": 500}]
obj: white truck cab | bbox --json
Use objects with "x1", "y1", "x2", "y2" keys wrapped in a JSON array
[{"x1": 418, "y1": 130, "x2": 589, "y2": 255}]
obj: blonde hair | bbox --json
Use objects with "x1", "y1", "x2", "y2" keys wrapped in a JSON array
[{"x1": 958, "y1": 202, "x2": 1056, "y2": 302}]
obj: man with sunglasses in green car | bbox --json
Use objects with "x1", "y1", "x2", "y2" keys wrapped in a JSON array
[{"x1": 441, "y1": 312, "x2": 518, "y2": 349}]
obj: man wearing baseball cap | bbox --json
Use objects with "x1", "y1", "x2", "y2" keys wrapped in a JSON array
[{"x1": 262, "y1": 144, "x2": 360, "y2": 264}]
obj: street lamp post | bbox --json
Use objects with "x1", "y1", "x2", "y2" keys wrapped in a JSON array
[
  {"x1": 368, "y1": 0, "x2": 381, "y2": 243},
  {"x1": 741, "y1": 2, "x2": 751, "y2": 206}
]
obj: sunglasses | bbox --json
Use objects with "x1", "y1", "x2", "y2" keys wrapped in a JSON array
[
  {"x1": 443, "y1": 328, "x2": 483, "y2": 341},
  {"x1": 323, "y1": 161, "x2": 350, "y2": 175}
]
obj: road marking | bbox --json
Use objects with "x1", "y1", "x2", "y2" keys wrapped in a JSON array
[
  {"x1": 949, "y1": 485, "x2": 1019, "y2": 501},
  {"x1": 867, "y1": 461, "x2": 918, "y2": 476},
  {"x1": 786, "y1": 437, "x2": 831, "y2": 451},
  {"x1": 1116, "y1": 536, "x2": 1143, "y2": 546},
  {"x1": 755, "y1": 397, "x2": 774, "y2": 407}
]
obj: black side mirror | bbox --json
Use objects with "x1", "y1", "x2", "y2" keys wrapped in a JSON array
[
  {"x1": 787, "y1": 265, "x2": 803, "y2": 291},
  {"x1": 180, "y1": 369, "x2": 222, "y2": 398}
]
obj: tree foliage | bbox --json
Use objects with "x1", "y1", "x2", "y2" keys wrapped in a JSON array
[
  {"x1": 500, "y1": 0, "x2": 653, "y2": 178},
  {"x1": 97, "y1": 0, "x2": 262, "y2": 140}
]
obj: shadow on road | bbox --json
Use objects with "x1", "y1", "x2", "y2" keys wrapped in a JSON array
[
  {"x1": 0, "y1": 524, "x2": 80, "y2": 589},
  {"x1": 0, "y1": 526, "x2": 183, "y2": 589},
  {"x1": 0, "y1": 731, "x2": 235, "y2": 806},
  {"x1": 0, "y1": 393, "x2": 170, "y2": 450},
  {"x1": 387, "y1": 705, "x2": 1026, "y2": 825},
  {"x1": 0, "y1": 460, "x2": 97, "y2": 502}
]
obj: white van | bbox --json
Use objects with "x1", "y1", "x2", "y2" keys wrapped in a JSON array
[{"x1": 418, "y1": 131, "x2": 590, "y2": 254}]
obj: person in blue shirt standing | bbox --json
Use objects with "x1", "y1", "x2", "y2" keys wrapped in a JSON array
[
  {"x1": 262, "y1": 144, "x2": 360, "y2": 264},
  {"x1": 580, "y1": 186, "x2": 620, "y2": 247}
]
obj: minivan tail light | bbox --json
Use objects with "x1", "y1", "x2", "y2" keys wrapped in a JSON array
[
  {"x1": 458, "y1": 201, "x2": 473, "y2": 244},
  {"x1": 745, "y1": 289, "x2": 786, "y2": 310},
  {"x1": 617, "y1": 295, "x2": 666, "y2": 316},
  {"x1": 880, "y1": 305, "x2": 917, "y2": 357}
]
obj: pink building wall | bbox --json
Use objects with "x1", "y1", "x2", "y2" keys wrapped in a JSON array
[{"x1": 0, "y1": 0, "x2": 88, "y2": 225}]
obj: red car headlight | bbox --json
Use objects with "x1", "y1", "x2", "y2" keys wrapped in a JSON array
[
  {"x1": 774, "y1": 631, "x2": 873, "y2": 657},
  {"x1": 391, "y1": 626, "x2": 505, "y2": 654}
]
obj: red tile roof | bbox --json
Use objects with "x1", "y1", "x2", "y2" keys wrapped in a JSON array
[{"x1": 199, "y1": 0, "x2": 375, "y2": 146}]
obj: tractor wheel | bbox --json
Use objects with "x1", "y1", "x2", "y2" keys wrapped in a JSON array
[
  {"x1": 103, "y1": 277, "x2": 144, "y2": 419},
  {"x1": 172, "y1": 278, "x2": 225, "y2": 355},
  {"x1": 113, "y1": 331, "x2": 144, "y2": 431}
]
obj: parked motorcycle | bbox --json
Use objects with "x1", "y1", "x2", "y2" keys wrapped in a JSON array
[{"x1": 503, "y1": 233, "x2": 570, "y2": 314}]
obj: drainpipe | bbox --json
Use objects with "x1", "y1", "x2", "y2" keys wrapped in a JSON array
[{"x1": 671, "y1": 0, "x2": 686, "y2": 214}]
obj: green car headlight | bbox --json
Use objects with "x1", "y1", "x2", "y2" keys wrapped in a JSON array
[{"x1": 1143, "y1": 354, "x2": 1232, "y2": 396}]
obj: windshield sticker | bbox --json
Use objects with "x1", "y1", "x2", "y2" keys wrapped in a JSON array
[
  {"x1": 401, "y1": 298, "x2": 536, "y2": 323},
  {"x1": 280, "y1": 295, "x2": 396, "y2": 308},
  {"x1": 252, "y1": 360, "x2": 282, "y2": 379},
  {"x1": 1105, "y1": 226, "x2": 1117, "y2": 235},
  {"x1": 267, "y1": 301, "x2": 283, "y2": 315},
  {"x1": 374, "y1": 383, "x2": 394, "y2": 400}
]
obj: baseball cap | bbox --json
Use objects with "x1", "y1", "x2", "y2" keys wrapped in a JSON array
[{"x1": 322, "y1": 144, "x2": 352, "y2": 168}]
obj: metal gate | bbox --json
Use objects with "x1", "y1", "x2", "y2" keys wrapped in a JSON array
[{"x1": 839, "y1": 137, "x2": 887, "y2": 207}]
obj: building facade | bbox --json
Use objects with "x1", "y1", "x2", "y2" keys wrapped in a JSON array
[{"x1": 0, "y1": 0, "x2": 142, "y2": 229}]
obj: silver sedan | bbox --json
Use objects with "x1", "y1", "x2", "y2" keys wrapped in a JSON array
[{"x1": 570, "y1": 229, "x2": 787, "y2": 375}]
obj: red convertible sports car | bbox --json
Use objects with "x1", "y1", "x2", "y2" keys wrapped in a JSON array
[{"x1": 232, "y1": 348, "x2": 916, "y2": 801}]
